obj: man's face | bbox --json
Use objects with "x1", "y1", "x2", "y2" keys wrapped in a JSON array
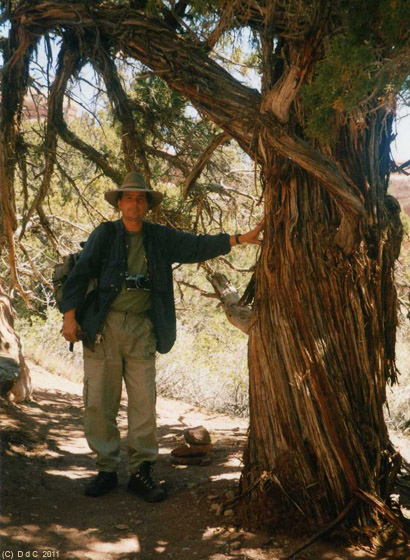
[{"x1": 117, "y1": 191, "x2": 149, "y2": 223}]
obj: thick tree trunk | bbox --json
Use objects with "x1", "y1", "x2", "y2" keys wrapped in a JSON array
[{"x1": 237, "y1": 120, "x2": 402, "y2": 531}]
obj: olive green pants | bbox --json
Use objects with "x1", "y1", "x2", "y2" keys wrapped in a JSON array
[{"x1": 83, "y1": 310, "x2": 157, "y2": 474}]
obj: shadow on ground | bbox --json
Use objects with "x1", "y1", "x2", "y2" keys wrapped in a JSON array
[{"x1": 1, "y1": 366, "x2": 409, "y2": 560}]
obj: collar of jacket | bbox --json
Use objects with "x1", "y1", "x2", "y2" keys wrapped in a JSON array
[
  {"x1": 114, "y1": 218, "x2": 150, "y2": 237},
  {"x1": 113, "y1": 219, "x2": 155, "y2": 269}
]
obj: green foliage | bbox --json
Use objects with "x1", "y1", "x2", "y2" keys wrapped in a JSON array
[
  {"x1": 144, "y1": 0, "x2": 220, "y2": 17},
  {"x1": 130, "y1": 74, "x2": 208, "y2": 157},
  {"x1": 372, "y1": 0, "x2": 410, "y2": 45},
  {"x1": 302, "y1": 37, "x2": 382, "y2": 142},
  {"x1": 301, "y1": 0, "x2": 410, "y2": 143}
]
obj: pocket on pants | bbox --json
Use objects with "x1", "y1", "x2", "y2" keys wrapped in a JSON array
[{"x1": 143, "y1": 318, "x2": 157, "y2": 360}]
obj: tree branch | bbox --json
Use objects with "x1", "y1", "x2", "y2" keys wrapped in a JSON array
[
  {"x1": 19, "y1": 32, "x2": 82, "y2": 240},
  {"x1": 207, "y1": 271, "x2": 253, "y2": 334},
  {"x1": 18, "y1": 241, "x2": 53, "y2": 290},
  {"x1": 57, "y1": 120, "x2": 123, "y2": 184},
  {"x1": 183, "y1": 132, "x2": 231, "y2": 198},
  {"x1": 176, "y1": 279, "x2": 217, "y2": 299},
  {"x1": 262, "y1": 121, "x2": 366, "y2": 217},
  {"x1": 261, "y1": 4, "x2": 329, "y2": 124},
  {"x1": 90, "y1": 36, "x2": 152, "y2": 181},
  {"x1": 144, "y1": 145, "x2": 189, "y2": 174},
  {"x1": 55, "y1": 162, "x2": 109, "y2": 223},
  {"x1": 15, "y1": 2, "x2": 366, "y2": 218},
  {"x1": 0, "y1": 22, "x2": 37, "y2": 303}
]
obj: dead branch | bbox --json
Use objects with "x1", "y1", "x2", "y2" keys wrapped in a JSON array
[
  {"x1": 44, "y1": 215, "x2": 92, "y2": 234},
  {"x1": 391, "y1": 159, "x2": 410, "y2": 175},
  {"x1": 55, "y1": 162, "x2": 109, "y2": 223},
  {"x1": 144, "y1": 145, "x2": 189, "y2": 174},
  {"x1": 18, "y1": 242, "x2": 53, "y2": 290},
  {"x1": 206, "y1": 271, "x2": 253, "y2": 334},
  {"x1": 183, "y1": 132, "x2": 231, "y2": 198},
  {"x1": 284, "y1": 498, "x2": 359, "y2": 560},
  {"x1": 57, "y1": 120, "x2": 123, "y2": 184},
  {"x1": 207, "y1": 181, "x2": 258, "y2": 202},
  {"x1": 36, "y1": 205, "x2": 60, "y2": 253},
  {"x1": 16, "y1": 134, "x2": 29, "y2": 217},
  {"x1": 176, "y1": 279, "x2": 218, "y2": 299},
  {"x1": 354, "y1": 489, "x2": 410, "y2": 540},
  {"x1": 218, "y1": 256, "x2": 255, "y2": 273}
]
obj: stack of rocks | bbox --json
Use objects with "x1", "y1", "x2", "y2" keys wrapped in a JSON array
[{"x1": 171, "y1": 425, "x2": 213, "y2": 466}]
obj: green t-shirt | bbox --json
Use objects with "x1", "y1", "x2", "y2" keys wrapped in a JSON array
[{"x1": 110, "y1": 231, "x2": 152, "y2": 313}]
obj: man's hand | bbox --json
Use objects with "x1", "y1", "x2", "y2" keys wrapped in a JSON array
[
  {"x1": 230, "y1": 219, "x2": 264, "y2": 247},
  {"x1": 63, "y1": 309, "x2": 81, "y2": 343}
]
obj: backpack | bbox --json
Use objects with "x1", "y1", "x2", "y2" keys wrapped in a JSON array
[
  {"x1": 52, "y1": 222, "x2": 115, "y2": 308},
  {"x1": 52, "y1": 246, "x2": 87, "y2": 307}
]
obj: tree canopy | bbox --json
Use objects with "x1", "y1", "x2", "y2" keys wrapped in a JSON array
[{"x1": 1, "y1": 0, "x2": 409, "y2": 296}]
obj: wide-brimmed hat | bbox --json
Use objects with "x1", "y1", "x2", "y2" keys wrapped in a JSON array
[{"x1": 104, "y1": 171, "x2": 164, "y2": 210}]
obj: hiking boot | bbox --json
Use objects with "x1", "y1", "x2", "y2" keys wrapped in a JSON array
[
  {"x1": 84, "y1": 471, "x2": 118, "y2": 497},
  {"x1": 127, "y1": 461, "x2": 167, "y2": 502}
]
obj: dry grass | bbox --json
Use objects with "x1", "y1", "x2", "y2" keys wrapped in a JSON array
[
  {"x1": 22, "y1": 339, "x2": 84, "y2": 383},
  {"x1": 17, "y1": 307, "x2": 249, "y2": 417}
]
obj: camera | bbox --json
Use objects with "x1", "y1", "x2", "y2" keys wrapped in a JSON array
[{"x1": 125, "y1": 273, "x2": 151, "y2": 291}]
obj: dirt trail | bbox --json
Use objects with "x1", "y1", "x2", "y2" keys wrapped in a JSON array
[{"x1": 1, "y1": 362, "x2": 410, "y2": 560}]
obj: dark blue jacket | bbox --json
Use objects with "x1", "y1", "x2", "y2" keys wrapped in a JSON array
[{"x1": 60, "y1": 219, "x2": 231, "y2": 353}]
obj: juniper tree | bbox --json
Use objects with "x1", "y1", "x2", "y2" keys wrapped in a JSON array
[{"x1": 1, "y1": 0, "x2": 410, "y2": 535}]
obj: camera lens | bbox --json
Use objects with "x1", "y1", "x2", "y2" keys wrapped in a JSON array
[
  {"x1": 125, "y1": 273, "x2": 150, "y2": 291},
  {"x1": 135, "y1": 275, "x2": 150, "y2": 290}
]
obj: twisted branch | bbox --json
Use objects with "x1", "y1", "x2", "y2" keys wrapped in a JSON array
[
  {"x1": 0, "y1": 22, "x2": 37, "y2": 302},
  {"x1": 12, "y1": 2, "x2": 366, "y2": 218},
  {"x1": 90, "y1": 36, "x2": 152, "y2": 181}
]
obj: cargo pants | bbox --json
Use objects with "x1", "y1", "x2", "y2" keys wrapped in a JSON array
[{"x1": 83, "y1": 310, "x2": 158, "y2": 474}]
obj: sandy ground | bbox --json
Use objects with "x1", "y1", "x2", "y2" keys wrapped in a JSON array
[{"x1": 1, "y1": 361, "x2": 410, "y2": 560}]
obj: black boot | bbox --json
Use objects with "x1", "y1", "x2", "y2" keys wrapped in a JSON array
[
  {"x1": 127, "y1": 462, "x2": 167, "y2": 502},
  {"x1": 84, "y1": 471, "x2": 118, "y2": 497}
]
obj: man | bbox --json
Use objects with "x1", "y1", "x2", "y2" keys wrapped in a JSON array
[{"x1": 61, "y1": 171, "x2": 262, "y2": 502}]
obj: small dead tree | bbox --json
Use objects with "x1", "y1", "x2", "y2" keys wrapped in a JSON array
[{"x1": 0, "y1": 284, "x2": 31, "y2": 401}]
